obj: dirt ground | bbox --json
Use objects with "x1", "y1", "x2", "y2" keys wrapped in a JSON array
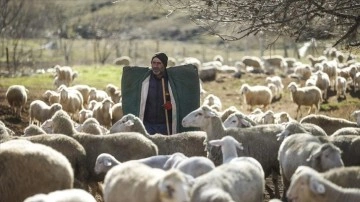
[{"x1": 1, "y1": 71, "x2": 359, "y2": 201}]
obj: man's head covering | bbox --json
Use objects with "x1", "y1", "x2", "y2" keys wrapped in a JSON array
[{"x1": 151, "y1": 52, "x2": 168, "y2": 67}]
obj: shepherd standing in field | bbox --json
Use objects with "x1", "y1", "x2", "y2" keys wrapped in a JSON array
[{"x1": 121, "y1": 52, "x2": 201, "y2": 135}]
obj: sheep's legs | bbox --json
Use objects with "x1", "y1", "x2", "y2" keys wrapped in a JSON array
[{"x1": 307, "y1": 106, "x2": 313, "y2": 115}]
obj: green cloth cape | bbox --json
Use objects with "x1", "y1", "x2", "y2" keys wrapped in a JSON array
[{"x1": 121, "y1": 64, "x2": 200, "y2": 133}]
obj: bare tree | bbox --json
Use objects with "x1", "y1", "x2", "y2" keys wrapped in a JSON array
[{"x1": 158, "y1": 0, "x2": 360, "y2": 49}]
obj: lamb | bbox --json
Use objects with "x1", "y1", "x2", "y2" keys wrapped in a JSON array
[
  {"x1": 239, "y1": 83, "x2": 272, "y2": 111},
  {"x1": 278, "y1": 133, "x2": 344, "y2": 200},
  {"x1": 5, "y1": 84, "x2": 29, "y2": 118},
  {"x1": 29, "y1": 100, "x2": 62, "y2": 126},
  {"x1": 266, "y1": 76, "x2": 284, "y2": 95},
  {"x1": 300, "y1": 114, "x2": 357, "y2": 136},
  {"x1": 182, "y1": 105, "x2": 285, "y2": 198},
  {"x1": 106, "y1": 83, "x2": 122, "y2": 103},
  {"x1": 103, "y1": 161, "x2": 194, "y2": 202},
  {"x1": 219, "y1": 105, "x2": 241, "y2": 122},
  {"x1": 0, "y1": 139, "x2": 74, "y2": 202},
  {"x1": 162, "y1": 152, "x2": 189, "y2": 170},
  {"x1": 94, "y1": 153, "x2": 173, "y2": 174},
  {"x1": 23, "y1": 189, "x2": 97, "y2": 202},
  {"x1": 92, "y1": 97, "x2": 114, "y2": 128},
  {"x1": 336, "y1": 76, "x2": 347, "y2": 98},
  {"x1": 202, "y1": 93, "x2": 222, "y2": 111},
  {"x1": 287, "y1": 82, "x2": 322, "y2": 119},
  {"x1": 43, "y1": 90, "x2": 60, "y2": 104},
  {"x1": 109, "y1": 113, "x2": 207, "y2": 157},
  {"x1": 287, "y1": 166, "x2": 360, "y2": 202},
  {"x1": 50, "y1": 109, "x2": 159, "y2": 183},
  {"x1": 190, "y1": 157, "x2": 265, "y2": 202},
  {"x1": 276, "y1": 121, "x2": 328, "y2": 141}
]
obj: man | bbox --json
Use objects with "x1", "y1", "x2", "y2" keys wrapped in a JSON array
[{"x1": 121, "y1": 52, "x2": 200, "y2": 135}]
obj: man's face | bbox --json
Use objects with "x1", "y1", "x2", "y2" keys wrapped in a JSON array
[{"x1": 151, "y1": 57, "x2": 165, "y2": 76}]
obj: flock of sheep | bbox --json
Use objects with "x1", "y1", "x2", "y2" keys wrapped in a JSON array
[{"x1": 1, "y1": 46, "x2": 360, "y2": 202}]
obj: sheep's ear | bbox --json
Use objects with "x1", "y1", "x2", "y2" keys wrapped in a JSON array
[
  {"x1": 306, "y1": 147, "x2": 322, "y2": 162},
  {"x1": 124, "y1": 120, "x2": 134, "y2": 126},
  {"x1": 209, "y1": 139, "x2": 222, "y2": 147},
  {"x1": 239, "y1": 118, "x2": 251, "y2": 127},
  {"x1": 309, "y1": 176, "x2": 326, "y2": 194},
  {"x1": 235, "y1": 142, "x2": 244, "y2": 150}
]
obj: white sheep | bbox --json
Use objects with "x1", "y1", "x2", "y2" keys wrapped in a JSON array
[
  {"x1": 287, "y1": 166, "x2": 360, "y2": 202},
  {"x1": 110, "y1": 113, "x2": 207, "y2": 157},
  {"x1": 5, "y1": 85, "x2": 29, "y2": 118},
  {"x1": 336, "y1": 76, "x2": 347, "y2": 98},
  {"x1": 111, "y1": 102, "x2": 123, "y2": 125},
  {"x1": 29, "y1": 100, "x2": 62, "y2": 126},
  {"x1": 278, "y1": 133, "x2": 344, "y2": 200},
  {"x1": 223, "y1": 112, "x2": 255, "y2": 128},
  {"x1": 307, "y1": 55, "x2": 327, "y2": 67},
  {"x1": 182, "y1": 105, "x2": 284, "y2": 198},
  {"x1": 300, "y1": 114, "x2": 357, "y2": 135},
  {"x1": 287, "y1": 82, "x2": 322, "y2": 119},
  {"x1": 106, "y1": 83, "x2": 122, "y2": 103},
  {"x1": 173, "y1": 156, "x2": 215, "y2": 178},
  {"x1": 239, "y1": 83, "x2": 272, "y2": 111},
  {"x1": 209, "y1": 136, "x2": 244, "y2": 164},
  {"x1": 103, "y1": 161, "x2": 194, "y2": 202},
  {"x1": 113, "y1": 55, "x2": 131, "y2": 66},
  {"x1": 92, "y1": 97, "x2": 114, "y2": 128},
  {"x1": 202, "y1": 93, "x2": 222, "y2": 112},
  {"x1": 59, "y1": 86, "x2": 84, "y2": 119},
  {"x1": 53, "y1": 65, "x2": 78, "y2": 87},
  {"x1": 241, "y1": 55, "x2": 264, "y2": 73},
  {"x1": 322, "y1": 59, "x2": 338, "y2": 90},
  {"x1": 23, "y1": 189, "x2": 97, "y2": 202},
  {"x1": 0, "y1": 139, "x2": 74, "y2": 202},
  {"x1": 23, "y1": 124, "x2": 47, "y2": 136},
  {"x1": 88, "y1": 87, "x2": 108, "y2": 103},
  {"x1": 76, "y1": 117, "x2": 109, "y2": 135},
  {"x1": 292, "y1": 64, "x2": 312, "y2": 80},
  {"x1": 262, "y1": 55, "x2": 288, "y2": 74},
  {"x1": 78, "y1": 109, "x2": 93, "y2": 124},
  {"x1": 314, "y1": 70, "x2": 330, "y2": 100},
  {"x1": 94, "y1": 153, "x2": 173, "y2": 174},
  {"x1": 190, "y1": 157, "x2": 265, "y2": 202},
  {"x1": 353, "y1": 72, "x2": 360, "y2": 92}
]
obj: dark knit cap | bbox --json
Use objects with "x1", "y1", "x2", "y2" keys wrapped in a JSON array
[{"x1": 152, "y1": 52, "x2": 168, "y2": 67}]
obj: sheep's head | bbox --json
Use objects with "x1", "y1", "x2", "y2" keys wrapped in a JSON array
[
  {"x1": 182, "y1": 105, "x2": 217, "y2": 128},
  {"x1": 287, "y1": 166, "x2": 327, "y2": 202},
  {"x1": 287, "y1": 82, "x2": 298, "y2": 92},
  {"x1": 239, "y1": 84, "x2": 250, "y2": 95},
  {"x1": 306, "y1": 143, "x2": 344, "y2": 172}
]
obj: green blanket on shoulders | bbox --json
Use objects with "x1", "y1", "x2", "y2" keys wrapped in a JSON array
[{"x1": 121, "y1": 64, "x2": 200, "y2": 133}]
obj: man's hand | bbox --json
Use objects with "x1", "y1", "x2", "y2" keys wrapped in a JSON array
[{"x1": 163, "y1": 101, "x2": 172, "y2": 110}]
